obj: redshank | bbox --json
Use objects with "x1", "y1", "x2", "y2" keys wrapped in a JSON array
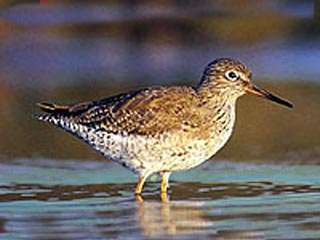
[{"x1": 35, "y1": 58, "x2": 293, "y2": 199}]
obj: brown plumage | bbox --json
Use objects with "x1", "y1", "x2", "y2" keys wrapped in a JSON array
[
  {"x1": 38, "y1": 86, "x2": 206, "y2": 135},
  {"x1": 35, "y1": 58, "x2": 293, "y2": 200}
]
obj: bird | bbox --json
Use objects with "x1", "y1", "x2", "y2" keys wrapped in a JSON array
[{"x1": 35, "y1": 58, "x2": 293, "y2": 200}]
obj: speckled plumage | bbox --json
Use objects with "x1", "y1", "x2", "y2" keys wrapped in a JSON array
[{"x1": 35, "y1": 58, "x2": 293, "y2": 198}]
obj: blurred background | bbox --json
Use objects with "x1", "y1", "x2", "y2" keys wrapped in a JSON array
[{"x1": 0, "y1": 0, "x2": 319, "y2": 164}]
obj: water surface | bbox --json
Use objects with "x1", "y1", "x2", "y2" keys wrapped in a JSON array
[{"x1": 0, "y1": 159, "x2": 319, "y2": 239}]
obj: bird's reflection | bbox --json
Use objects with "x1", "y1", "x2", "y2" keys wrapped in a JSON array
[{"x1": 136, "y1": 199, "x2": 210, "y2": 237}]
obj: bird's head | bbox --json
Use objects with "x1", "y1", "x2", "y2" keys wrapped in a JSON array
[{"x1": 197, "y1": 58, "x2": 293, "y2": 108}]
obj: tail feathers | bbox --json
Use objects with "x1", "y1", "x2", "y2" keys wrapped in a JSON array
[
  {"x1": 33, "y1": 113, "x2": 61, "y2": 126},
  {"x1": 35, "y1": 101, "x2": 94, "y2": 127},
  {"x1": 35, "y1": 102, "x2": 72, "y2": 126},
  {"x1": 36, "y1": 102, "x2": 70, "y2": 114}
]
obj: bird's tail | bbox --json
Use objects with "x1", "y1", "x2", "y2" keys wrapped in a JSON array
[
  {"x1": 34, "y1": 101, "x2": 94, "y2": 144},
  {"x1": 34, "y1": 102, "x2": 71, "y2": 125},
  {"x1": 36, "y1": 102, "x2": 70, "y2": 113}
]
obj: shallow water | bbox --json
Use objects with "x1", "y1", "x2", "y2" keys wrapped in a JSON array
[{"x1": 0, "y1": 159, "x2": 319, "y2": 239}]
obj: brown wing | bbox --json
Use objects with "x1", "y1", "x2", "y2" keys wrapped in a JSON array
[
  {"x1": 80, "y1": 86, "x2": 201, "y2": 135},
  {"x1": 37, "y1": 86, "x2": 203, "y2": 135},
  {"x1": 37, "y1": 88, "x2": 145, "y2": 121}
]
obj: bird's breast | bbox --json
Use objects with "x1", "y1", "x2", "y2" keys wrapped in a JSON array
[{"x1": 208, "y1": 103, "x2": 236, "y2": 155}]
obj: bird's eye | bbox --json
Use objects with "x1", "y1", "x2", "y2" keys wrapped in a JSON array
[{"x1": 225, "y1": 70, "x2": 239, "y2": 81}]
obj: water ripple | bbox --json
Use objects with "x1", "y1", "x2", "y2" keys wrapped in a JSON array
[{"x1": 0, "y1": 159, "x2": 319, "y2": 239}]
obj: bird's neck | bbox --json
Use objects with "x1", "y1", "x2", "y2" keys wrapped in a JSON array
[
  {"x1": 196, "y1": 83, "x2": 238, "y2": 109},
  {"x1": 196, "y1": 86, "x2": 237, "y2": 144}
]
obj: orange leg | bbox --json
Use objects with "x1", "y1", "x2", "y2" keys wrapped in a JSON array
[
  {"x1": 161, "y1": 191, "x2": 169, "y2": 202},
  {"x1": 160, "y1": 172, "x2": 171, "y2": 202},
  {"x1": 135, "y1": 194, "x2": 144, "y2": 203},
  {"x1": 161, "y1": 172, "x2": 171, "y2": 193},
  {"x1": 135, "y1": 175, "x2": 147, "y2": 195}
]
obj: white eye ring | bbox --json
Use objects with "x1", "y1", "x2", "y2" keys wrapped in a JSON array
[{"x1": 225, "y1": 70, "x2": 239, "y2": 81}]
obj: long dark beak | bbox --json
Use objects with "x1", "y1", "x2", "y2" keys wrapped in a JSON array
[{"x1": 245, "y1": 84, "x2": 293, "y2": 108}]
